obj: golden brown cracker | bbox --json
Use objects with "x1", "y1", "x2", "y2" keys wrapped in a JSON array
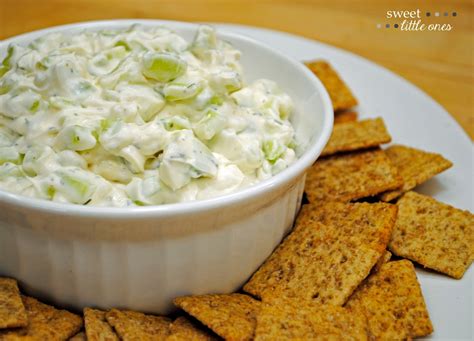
[
  {"x1": 346, "y1": 260, "x2": 433, "y2": 340},
  {"x1": 389, "y1": 191, "x2": 474, "y2": 279},
  {"x1": 321, "y1": 118, "x2": 391, "y2": 156},
  {"x1": 69, "y1": 331, "x2": 87, "y2": 340},
  {"x1": 255, "y1": 299, "x2": 368, "y2": 341},
  {"x1": 105, "y1": 309, "x2": 171, "y2": 341},
  {"x1": 305, "y1": 60, "x2": 358, "y2": 112},
  {"x1": 244, "y1": 202, "x2": 397, "y2": 306},
  {"x1": 0, "y1": 295, "x2": 82, "y2": 340},
  {"x1": 373, "y1": 250, "x2": 392, "y2": 273},
  {"x1": 84, "y1": 308, "x2": 119, "y2": 341},
  {"x1": 334, "y1": 111, "x2": 358, "y2": 124},
  {"x1": 0, "y1": 278, "x2": 27, "y2": 329},
  {"x1": 308, "y1": 202, "x2": 397, "y2": 254},
  {"x1": 305, "y1": 149, "x2": 402, "y2": 204},
  {"x1": 173, "y1": 294, "x2": 260, "y2": 341},
  {"x1": 166, "y1": 316, "x2": 217, "y2": 341},
  {"x1": 380, "y1": 145, "x2": 452, "y2": 201}
]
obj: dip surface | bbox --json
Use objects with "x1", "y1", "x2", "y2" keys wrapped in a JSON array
[{"x1": 0, "y1": 25, "x2": 297, "y2": 206}]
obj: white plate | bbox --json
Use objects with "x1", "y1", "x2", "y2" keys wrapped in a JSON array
[{"x1": 214, "y1": 24, "x2": 473, "y2": 340}]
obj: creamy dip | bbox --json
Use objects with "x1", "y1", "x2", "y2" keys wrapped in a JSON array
[{"x1": 0, "y1": 25, "x2": 297, "y2": 206}]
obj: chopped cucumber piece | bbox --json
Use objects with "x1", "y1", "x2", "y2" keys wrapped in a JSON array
[
  {"x1": 209, "y1": 95, "x2": 224, "y2": 106},
  {"x1": 49, "y1": 96, "x2": 75, "y2": 109},
  {"x1": 55, "y1": 125, "x2": 97, "y2": 151},
  {"x1": 142, "y1": 52, "x2": 186, "y2": 82},
  {"x1": 211, "y1": 130, "x2": 263, "y2": 172},
  {"x1": 210, "y1": 70, "x2": 242, "y2": 94},
  {"x1": 144, "y1": 157, "x2": 160, "y2": 170},
  {"x1": 163, "y1": 80, "x2": 204, "y2": 101},
  {"x1": 99, "y1": 117, "x2": 115, "y2": 132},
  {"x1": 159, "y1": 131, "x2": 218, "y2": 190},
  {"x1": 22, "y1": 146, "x2": 57, "y2": 177},
  {"x1": 57, "y1": 170, "x2": 96, "y2": 204},
  {"x1": 0, "y1": 128, "x2": 17, "y2": 147},
  {"x1": 116, "y1": 84, "x2": 165, "y2": 122},
  {"x1": 159, "y1": 157, "x2": 192, "y2": 191},
  {"x1": 0, "y1": 46, "x2": 15, "y2": 77},
  {"x1": 29, "y1": 100, "x2": 40, "y2": 112},
  {"x1": 0, "y1": 162, "x2": 23, "y2": 179},
  {"x1": 141, "y1": 174, "x2": 162, "y2": 198},
  {"x1": 183, "y1": 86, "x2": 222, "y2": 110},
  {"x1": 114, "y1": 40, "x2": 131, "y2": 51},
  {"x1": 75, "y1": 81, "x2": 95, "y2": 94},
  {"x1": 190, "y1": 26, "x2": 217, "y2": 59},
  {"x1": 106, "y1": 45, "x2": 128, "y2": 59},
  {"x1": 193, "y1": 108, "x2": 226, "y2": 140},
  {"x1": 36, "y1": 61, "x2": 48, "y2": 70},
  {"x1": 57, "y1": 150, "x2": 87, "y2": 169},
  {"x1": 162, "y1": 116, "x2": 191, "y2": 131},
  {"x1": 89, "y1": 46, "x2": 128, "y2": 76},
  {"x1": 263, "y1": 139, "x2": 286, "y2": 163},
  {"x1": 119, "y1": 145, "x2": 145, "y2": 173},
  {"x1": 2, "y1": 90, "x2": 42, "y2": 118},
  {"x1": 0, "y1": 146, "x2": 22, "y2": 165},
  {"x1": 92, "y1": 157, "x2": 133, "y2": 184},
  {"x1": 46, "y1": 185, "x2": 56, "y2": 199},
  {"x1": 287, "y1": 139, "x2": 298, "y2": 150},
  {"x1": 99, "y1": 120, "x2": 136, "y2": 153},
  {"x1": 125, "y1": 173, "x2": 174, "y2": 206},
  {"x1": 0, "y1": 66, "x2": 8, "y2": 78}
]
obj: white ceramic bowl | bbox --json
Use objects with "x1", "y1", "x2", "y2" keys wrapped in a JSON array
[{"x1": 0, "y1": 20, "x2": 333, "y2": 313}]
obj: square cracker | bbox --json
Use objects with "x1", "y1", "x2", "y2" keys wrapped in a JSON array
[
  {"x1": 389, "y1": 191, "x2": 474, "y2": 279},
  {"x1": 305, "y1": 60, "x2": 358, "y2": 111},
  {"x1": 305, "y1": 149, "x2": 402, "y2": 204},
  {"x1": 255, "y1": 299, "x2": 368, "y2": 341},
  {"x1": 166, "y1": 316, "x2": 217, "y2": 341},
  {"x1": 321, "y1": 118, "x2": 391, "y2": 156},
  {"x1": 346, "y1": 260, "x2": 433, "y2": 340},
  {"x1": 0, "y1": 295, "x2": 82, "y2": 340},
  {"x1": 380, "y1": 145, "x2": 452, "y2": 201},
  {"x1": 0, "y1": 277, "x2": 27, "y2": 329},
  {"x1": 84, "y1": 308, "x2": 119, "y2": 341},
  {"x1": 106, "y1": 309, "x2": 171, "y2": 341},
  {"x1": 173, "y1": 294, "x2": 260, "y2": 341},
  {"x1": 244, "y1": 202, "x2": 397, "y2": 306},
  {"x1": 334, "y1": 111, "x2": 358, "y2": 124}
]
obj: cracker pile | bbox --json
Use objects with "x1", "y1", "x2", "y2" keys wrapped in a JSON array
[
  {"x1": 0, "y1": 290, "x2": 83, "y2": 340},
  {"x1": 0, "y1": 60, "x2": 472, "y2": 340},
  {"x1": 0, "y1": 284, "x2": 217, "y2": 341}
]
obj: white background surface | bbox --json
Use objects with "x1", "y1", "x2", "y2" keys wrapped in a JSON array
[{"x1": 215, "y1": 24, "x2": 474, "y2": 340}]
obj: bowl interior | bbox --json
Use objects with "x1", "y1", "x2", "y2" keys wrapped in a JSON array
[{"x1": 0, "y1": 20, "x2": 332, "y2": 214}]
